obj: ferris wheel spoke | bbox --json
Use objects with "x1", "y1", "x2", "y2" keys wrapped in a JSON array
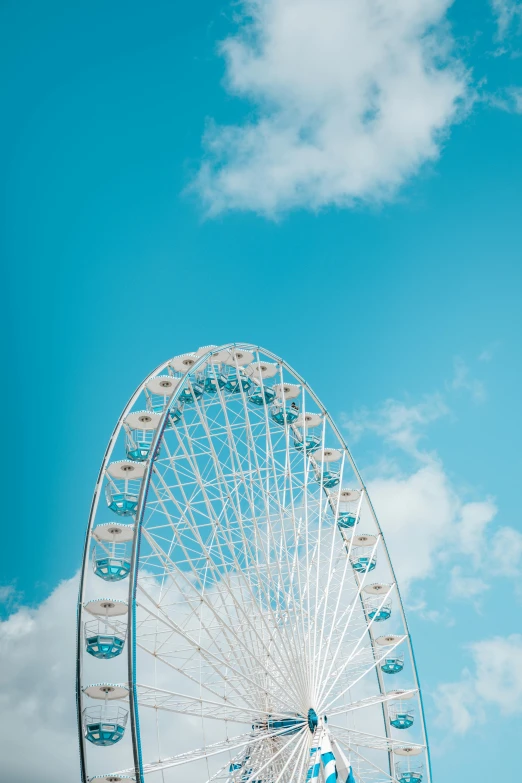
[
  {"x1": 308, "y1": 414, "x2": 329, "y2": 700},
  {"x1": 233, "y1": 375, "x2": 314, "y2": 703},
  {"x1": 272, "y1": 721, "x2": 313, "y2": 783},
  {"x1": 143, "y1": 473, "x2": 276, "y2": 677},
  {"x1": 273, "y1": 729, "x2": 311, "y2": 783},
  {"x1": 140, "y1": 518, "x2": 309, "y2": 715},
  {"x1": 200, "y1": 735, "x2": 305, "y2": 783},
  {"x1": 252, "y1": 372, "x2": 327, "y2": 701},
  {"x1": 116, "y1": 732, "x2": 255, "y2": 776},
  {"x1": 121, "y1": 725, "x2": 307, "y2": 776},
  {"x1": 194, "y1": 383, "x2": 313, "y2": 708},
  {"x1": 135, "y1": 586, "x2": 291, "y2": 711},
  {"x1": 136, "y1": 683, "x2": 295, "y2": 724},
  {"x1": 317, "y1": 536, "x2": 386, "y2": 708},
  {"x1": 240, "y1": 368, "x2": 336, "y2": 710},
  {"x1": 297, "y1": 396, "x2": 317, "y2": 711},
  {"x1": 202, "y1": 752, "x2": 252, "y2": 783},
  {"x1": 314, "y1": 488, "x2": 366, "y2": 696},
  {"x1": 314, "y1": 608, "x2": 388, "y2": 705},
  {"x1": 274, "y1": 432, "x2": 323, "y2": 700},
  {"x1": 327, "y1": 687, "x2": 418, "y2": 719},
  {"x1": 322, "y1": 634, "x2": 407, "y2": 714},
  {"x1": 139, "y1": 510, "x2": 262, "y2": 682},
  {"x1": 136, "y1": 599, "x2": 304, "y2": 722},
  {"x1": 161, "y1": 418, "x2": 308, "y2": 685},
  {"x1": 329, "y1": 723, "x2": 424, "y2": 752},
  {"x1": 313, "y1": 469, "x2": 358, "y2": 702},
  {"x1": 239, "y1": 727, "x2": 308, "y2": 783},
  {"x1": 135, "y1": 640, "x2": 237, "y2": 704},
  {"x1": 187, "y1": 394, "x2": 291, "y2": 607},
  {"x1": 322, "y1": 578, "x2": 393, "y2": 686},
  {"x1": 138, "y1": 526, "x2": 301, "y2": 707}
]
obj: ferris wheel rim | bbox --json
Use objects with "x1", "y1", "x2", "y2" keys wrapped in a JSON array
[{"x1": 77, "y1": 342, "x2": 431, "y2": 783}]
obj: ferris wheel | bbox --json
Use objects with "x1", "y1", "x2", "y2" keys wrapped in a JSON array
[{"x1": 76, "y1": 343, "x2": 431, "y2": 783}]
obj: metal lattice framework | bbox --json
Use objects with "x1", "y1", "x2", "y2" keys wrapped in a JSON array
[{"x1": 76, "y1": 343, "x2": 431, "y2": 783}]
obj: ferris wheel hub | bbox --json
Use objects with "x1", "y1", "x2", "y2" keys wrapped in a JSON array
[{"x1": 307, "y1": 708, "x2": 319, "y2": 733}]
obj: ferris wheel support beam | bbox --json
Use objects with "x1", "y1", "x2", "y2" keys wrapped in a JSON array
[
  {"x1": 136, "y1": 682, "x2": 305, "y2": 722},
  {"x1": 193, "y1": 382, "x2": 314, "y2": 712},
  {"x1": 327, "y1": 687, "x2": 418, "y2": 718},
  {"x1": 328, "y1": 723, "x2": 424, "y2": 753},
  {"x1": 231, "y1": 365, "x2": 314, "y2": 699},
  {"x1": 115, "y1": 723, "x2": 308, "y2": 776},
  {"x1": 139, "y1": 523, "x2": 307, "y2": 709},
  {"x1": 145, "y1": 456, "x2": 310, "y2": 707},
  {"x1": 135, "y1": 586, "x2": 267, "y2": 710}
]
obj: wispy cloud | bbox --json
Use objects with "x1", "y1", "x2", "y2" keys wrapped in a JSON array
[
  {"x1": 368, "y1": 463, "x2": 497, "y2": 591},
  {"x1": 434, "y1": 634, "x2": 522, "y2": 733},
  {"x1": 340, "y1": 364, "x2": 522, "y2": 600},
  {"x1": 490, "y1": 0, "x2": 522, "y2": 40},
  {"x1": 194, "y1": 0, "x2": 469, "y2": 216},
  {"x1": 343, "y1": 394, "x2": 448, "y2": 461},
  {"x1": 0, "y1": 584, "x2": 23, "y2": 616},
  {"x1": 490, "y1": 526, "x2": 522, "y2": 578},
  {"x1": 434, "y1": 675, "x2": 483, "y2": 734},
  {"x1": 345, "y1": 355, "x2": 489, "y2": 460},
  {"x1": 449, "y1": 566, "x2": 490, "y2": 600},
  {"x1": 456, "y1": 500, "x2": 498, "y2": 567},
  {"x1": 449, "y1": 356, "x2": 487, "y2": 402},
  {"x1": 487, "y1": 85, "x2": 522, "y2": 112},
  {"x1": 478, "y1": 341, "x2": 501, "y2": 361}
]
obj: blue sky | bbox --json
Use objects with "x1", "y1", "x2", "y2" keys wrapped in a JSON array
[{"x1": 1, "y1": 0, "x2": 521, "y2": 781}]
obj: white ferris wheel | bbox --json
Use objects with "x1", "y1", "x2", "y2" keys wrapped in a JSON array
[{"x1": 76, "y1": 343, "x2": 431, "y2": 783}]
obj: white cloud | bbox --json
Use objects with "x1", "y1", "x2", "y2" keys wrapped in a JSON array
[
  {"x1": 490, "y1": 525, "x2": 522, "y2": 577},
  {"x1": 0, "y1": 584, "x2": 22, "y2": 614},
  {"x1": 471, "y1": 634, "x2": 522, "y2": 712},
  {"x1": 0, "y1": 576, "x2": 78, "y2": 783},
  {"x1": 487, "y1": 85, "x2": 522, "y2": 113},
  {"x1": 435, "y1": 634, "x2": 522, "y2": 733},
  {"x1": 508, "y1": 86, "x2": 522, "y2": 112},
  {"x1": 368, "y1": 460, "x2": 457, "y2": 587},
  {"x1": 351, "y1": 388, "x2": 522, "y2": 744},
  {"x1": 195, "y1": 0, "x2": 469, "y2": 216},
  {"x1": 456, "y1": 500, "x2": 497, "y2": 567},
  {"x1": 343, "y1": 394, "x2": 448, "y2": 460},
  {"x1": 368, "y1": 461, "x2": 497, "y2": 590},
  {"x1": 449, "y1": 566, "x2": 490, "y2": 600},
  {"x1": 490, "y1": 0, "x2": 522, "y2": 40},
  {"x1": 434, "y1": 676, "x2": 482, "y2": 734},
  {"x1": 343, "y1": 386, "x2": 504, "y2": 594},
  {"x1": 478, "y1": 341, "x2": 501, "y2": 362},
  {"x1": 449, "y1": 357, "x2": 486, "y2": 403},
  {"x1": 0, "y1": 585, "x2": 15, "y2": 602}
]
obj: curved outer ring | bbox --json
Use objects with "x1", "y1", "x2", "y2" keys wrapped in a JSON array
[{"x1": 76, "y1": 343, "x2": 432, "y2": 783}]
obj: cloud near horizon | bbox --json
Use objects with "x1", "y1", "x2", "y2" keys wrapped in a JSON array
[{"x1": 194, "y1": 0, "x2": 469, "y2": 216}]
